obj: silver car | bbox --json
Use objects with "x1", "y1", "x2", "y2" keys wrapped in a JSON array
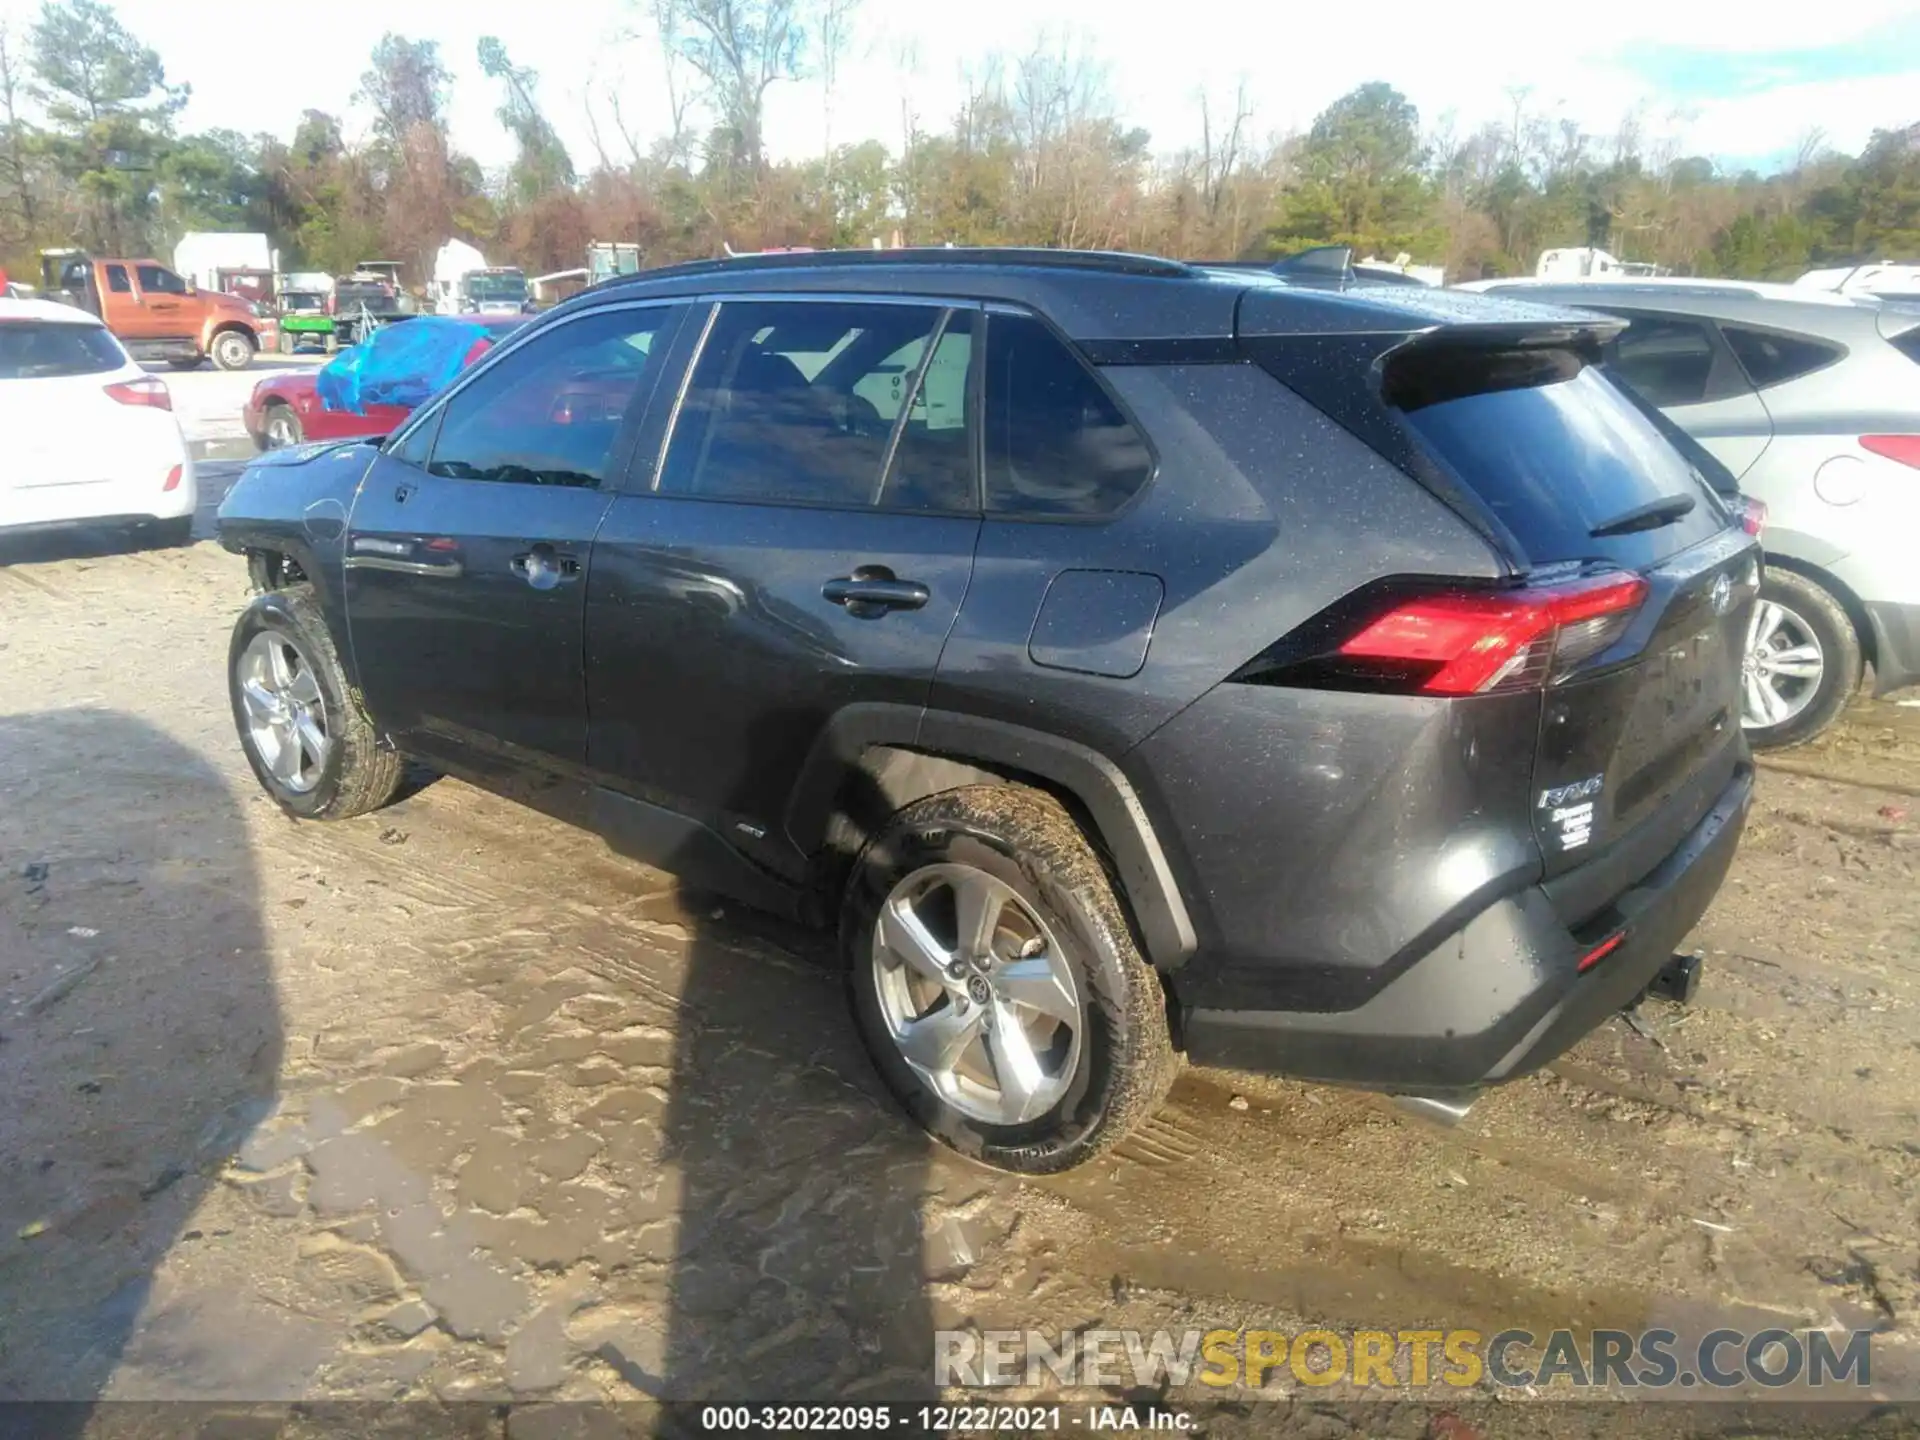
[{"x1": 1462, "y1": 277, "x2": 1920, "y2": 746}]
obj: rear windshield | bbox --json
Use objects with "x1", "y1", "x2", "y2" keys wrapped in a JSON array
[
  {"x1": 0, "y1": 320, "x2": 126, "y2": 379},
  {"x1": 1393, "y1": 348, "x2": 1727, "y2": 569}
]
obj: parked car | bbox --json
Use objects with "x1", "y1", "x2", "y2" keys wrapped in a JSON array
[
  {"x1": 217, "y1": 248, "x2": 1756, "y2": 1172},
  {"x1": 39, "y1": 248, "x2": 264, "y2": 371},
  {"x1": 243, "y1": 314, "x2": 528, "y2": 449},
  {"x1": 1462, "y1": 276, "x2": 1920, "y2": 746},
  {"x1": 1, "y1": 298, "x2": 196, "y2": 545}
]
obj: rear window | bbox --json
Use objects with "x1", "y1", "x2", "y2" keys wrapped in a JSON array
[
  {"x1": 1392, "y1": 348, "x2": 1727, "y2": 569},
  {"x1": 1721, "y1": 324, "x2": 1843, "y2": 389},
  {"x1": 0, "y1": 321, "x2": 126, "y2": 379},
  {"x1": 1889, "y1": 326, "x2": 1920, "y2": 365}
]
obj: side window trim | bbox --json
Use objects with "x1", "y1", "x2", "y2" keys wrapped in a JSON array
[
  {"x1": 650, "y1": 292, "x2": 985, "y2": 516},
  {"x1": 979, "y1": 302, "x2": 1161, "y2": 524},
  {"x1": 383, "y1": 299, "x2": 683, "y2": 470}
]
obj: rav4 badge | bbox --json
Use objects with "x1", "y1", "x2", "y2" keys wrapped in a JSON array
[{"x1": 1539, "y1": 774, "x2": 1604, "y2": 851}]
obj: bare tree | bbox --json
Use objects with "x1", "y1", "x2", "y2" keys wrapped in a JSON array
[
  {"x1": 639, "y1": 0, "x2": 698, "y2": 169},
  {"x1": 0, "y1": 23, "x2": 38, "y2": 245},
  {"x1": 818, "y1": 0, "x2": 858, "y2": 171},
  {"x1": 673, "y1": 0, "x2": 807, "y2": 172}
]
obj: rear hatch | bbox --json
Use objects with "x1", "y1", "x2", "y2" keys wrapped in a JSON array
[
  {"x1": 1239, "y1": 283, "x2": 1757, "y2": 902},
  {"x1": 0, "y1": 320, "x2": 165, "y2": 499}
]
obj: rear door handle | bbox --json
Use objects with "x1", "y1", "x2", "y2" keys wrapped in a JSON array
[
  {"x1": 822, "y1": 565, "x2": 929, "y2": 617},
  {"x1": 511, "y1": 543, "x2": 581, "y2": 590}
]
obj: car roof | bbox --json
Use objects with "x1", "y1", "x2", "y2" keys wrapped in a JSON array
[
  {"x1": 0, "y1": 297, "x2": 106, "y2": 326},
  {"x1": 1454, "y1": 277, "x2": 1894, "y2": 336},
  {"x1": 569, "y1": 246, "x2": 1591, "y2": 343}
]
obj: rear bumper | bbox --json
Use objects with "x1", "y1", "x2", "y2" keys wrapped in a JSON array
[
  {"x1": 1182, "y1": 764, "x2": 1753, "y2": 1095},
  {"x1": 1866, "y1": 600, "x2": 1920, "y2": 696}
]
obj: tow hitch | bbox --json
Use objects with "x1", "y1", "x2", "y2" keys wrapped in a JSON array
[{"x1": 1641, "y1": 952, "x2": 1702, "y2": 1006}]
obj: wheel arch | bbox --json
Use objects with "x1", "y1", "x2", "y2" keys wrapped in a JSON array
[{"x1": 785, "y1": 703, "x2": 1198, "y2": 971}]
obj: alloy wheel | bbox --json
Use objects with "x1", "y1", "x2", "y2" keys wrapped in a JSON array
[
  {"x1": 265, "y1": 410, "x2": 300, "y2": 448},
  {"x1": 871, "y1": 862, "x2": 1084, "y2": 1126},
  {"x1": 1742, "y1": 598, "x2": 1825, "y2": 730},
  {"x1": 237, "y1": 631, "x2": 330, "y2": 793}
]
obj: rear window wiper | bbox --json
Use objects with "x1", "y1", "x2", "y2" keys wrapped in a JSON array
[{"x1": 1589, "y1": 493, "x2": 1695, "y2": 538}]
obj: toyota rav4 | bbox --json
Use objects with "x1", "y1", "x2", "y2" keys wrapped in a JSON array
[{"x1": 216, "y1": 248, "x2": 1756, "y2": 1173}]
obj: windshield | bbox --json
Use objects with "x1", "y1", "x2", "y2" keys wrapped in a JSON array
[
  {"x1": 467, "y1": 273, "x2": 527, "y2": 303},
  {"x1": 0, "y1": 320, "x2": 127, "y2": 379}
]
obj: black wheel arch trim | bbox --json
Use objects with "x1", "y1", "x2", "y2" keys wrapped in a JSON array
[{"x1": 784, "y1": 702, "x2": 1198, "y2": 969}]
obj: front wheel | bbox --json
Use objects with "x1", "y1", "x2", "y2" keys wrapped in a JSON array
[
  {"x1": 262, "y1": 402, "x2": 304, "y2": 449},
  {"x1": 842, "y1": 785, "x2": 1177, "y2": 1174},
  {"x1": 228, "y1": 586, "x2": 404, "y2": 820},
  {"x1": 1741, "y1": 569, "x2": 1862, "y2": 749},
  {"x1": 210, "y1": 330, "x2": 254, "y2": 371}
]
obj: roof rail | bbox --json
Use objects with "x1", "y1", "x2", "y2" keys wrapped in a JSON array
[{"x1": 597, "y1": 246, "x2": 1197, "y2": 290}]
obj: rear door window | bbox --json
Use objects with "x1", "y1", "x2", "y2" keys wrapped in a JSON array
[
  {"x1": 982, "y1": 311, "x2": 1152, "y2": 517},
  {"x1": 1721, "y1": 324, "x2": 1844, "y2": 389},
  {"x1": 658, "y1": 299, "x2": 975, "y2": 513},
  {"x1": 0, "y1": 322, "x2": 128, "y2": 379},
  {"x1": 1392, "y1": 347, "x2": 1727, "y2": 569},
  {"x1": 104, "y1": 264, "x2": 132, "y2": 294},
  {"x1": 1602, "y1": 315, "x2": 1745, "y2": 407}
]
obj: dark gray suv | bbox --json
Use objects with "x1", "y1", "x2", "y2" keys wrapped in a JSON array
[{"x1": 217, "y1": 249, "x2": 1757, "y2": 1172}]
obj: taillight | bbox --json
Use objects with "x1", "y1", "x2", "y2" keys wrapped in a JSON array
[
  {"x1": 1736, "y1": 495, "x2": 1767, "y2": 538},
  {"x1": 1860, "y1": 434, "x2": 1920, "y2": 470},
  {"x1": 1248, "y1": 572, "x2": 1649, "y2": 697},
  {"x1": 104, "y1": 377, "x2": 172, "y2": 411},
  {"x1": 162, "y1": 464, "x2": 182, "y2": 492}
]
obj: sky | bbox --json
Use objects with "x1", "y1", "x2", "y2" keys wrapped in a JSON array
[{"x1": 3, "y1": 0, "x2": 1918, "y2": 181}]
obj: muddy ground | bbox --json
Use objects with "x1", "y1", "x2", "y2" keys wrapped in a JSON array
[{"x1": 1, "y1": 531, "x2": 1917, "y2": 1438}]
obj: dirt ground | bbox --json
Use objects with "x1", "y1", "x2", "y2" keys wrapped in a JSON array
[{"x1": 2, "y1": 530, "x2": 1917, "y2": 1437}]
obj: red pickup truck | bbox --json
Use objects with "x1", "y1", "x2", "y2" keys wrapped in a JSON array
[{"x1": 41, "y1": 249, "x2": 268, "y2": 370}]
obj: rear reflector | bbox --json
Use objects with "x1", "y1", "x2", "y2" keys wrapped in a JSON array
[
  {"x1": 162, "y1": 464, "x2": 182, "y2": 492},
  {"x1": 1576, "y1": 931, "x2": 1627, "y2": 973},
  {"x1": 1860, "y1": 434, "x2": 1920, "y2": 470},
  {"x1": 104, "y1": 377, "x2": 172, "y2": 411},
  {"x1": 1332, "y1": 572, "x2": 1649, "y2": 695}
]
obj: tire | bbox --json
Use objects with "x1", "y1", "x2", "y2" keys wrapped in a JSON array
[
  {"x1": 210, "y1": 330, "x2": 254, "y2": 371},
  {"x1": 262, "y1": 402, "x2": 304, "y2": 449},
  {"x1": 842, "y1": 785, "x2": 1177, "y2": 1174},
  {"x1": 1742, "y1": 568, "x2": 1862, "y2": 749},
  {"x1": 145, "y1": 515, "x2": 193, "y2": 549},
  {"x1": 228, "y1": 585, "x2": 404, "y2": 821}
]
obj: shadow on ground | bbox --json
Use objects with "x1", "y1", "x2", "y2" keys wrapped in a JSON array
[{"x1": 0, "y1": 709, "x2": 279, "y2": 1422}]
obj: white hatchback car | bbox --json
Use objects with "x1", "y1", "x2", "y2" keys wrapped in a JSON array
[{"x1": 1, "y1": 298, "x2": 196, "y2": 546}]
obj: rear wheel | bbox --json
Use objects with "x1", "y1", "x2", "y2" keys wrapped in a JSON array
[
  {"x1": 263, "y1": 402, "x2": 304, "y2": 449},
  {"x1": 210, "y1": 330, "x2": 254, "y2": 371},
  {"x1": 1741, "y1": 569, "x2": 1861, "y2": 749},
  {"x1": 842, "y1": 785, "x2": 1176, "y2": 1173},
  {"x1": 228, "y1": 586, "x2": 404, "y2": 820}
]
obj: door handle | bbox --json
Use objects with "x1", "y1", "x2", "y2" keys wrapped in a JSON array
[
  {"x1": 822, "y1": 565, "x2": 929, "y2": 618},
  {"x1": 510, "y1": 543, "x2": 581, "y2": 590}
]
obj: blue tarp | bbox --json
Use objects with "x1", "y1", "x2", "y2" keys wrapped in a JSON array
[{"x1": 315, "y1": 316, "x2": 490, "y2": 415}]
